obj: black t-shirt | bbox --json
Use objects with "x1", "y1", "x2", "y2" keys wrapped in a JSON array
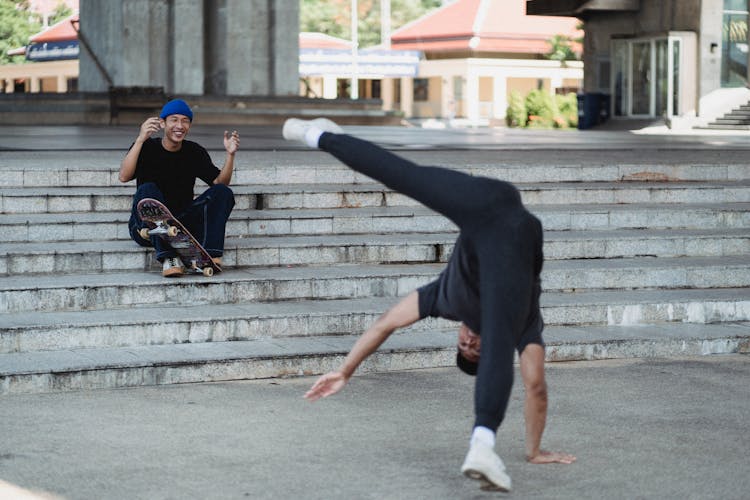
[{"x1": 134, "y1": 137, "x2": 220, "y2": 215}]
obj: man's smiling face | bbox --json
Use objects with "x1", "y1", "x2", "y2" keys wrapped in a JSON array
[{"x1": 161, "y1": 114, "x2": 191, "y2": 148}]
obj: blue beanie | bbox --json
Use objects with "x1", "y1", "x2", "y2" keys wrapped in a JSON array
[{"x1": 159, "y1": 99, "x2": 193, "y2": 121}]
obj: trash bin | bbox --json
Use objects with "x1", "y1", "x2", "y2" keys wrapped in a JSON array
[
  {"x1": 577, "y1": 93, "x2": 611, "y2": 129},
  {"x1": 577, "y1": 93, "x2": 600, "y2": 130}
]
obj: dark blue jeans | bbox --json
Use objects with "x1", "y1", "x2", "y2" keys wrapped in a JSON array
[{"x1": 128, "y1": 182, "x2": 235, "y2": 261}]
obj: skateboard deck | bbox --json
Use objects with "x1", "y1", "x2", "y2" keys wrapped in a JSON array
[{"x1": 136, "y1": 198, "x2": 222, "y2": 277}]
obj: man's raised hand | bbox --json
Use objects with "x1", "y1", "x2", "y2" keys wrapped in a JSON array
[
  {"x1": 138, "y1": 117, "x2": 161, "y2": 142},
  {"x1": 224, "y1": 130, "x2": 240, "y2": 155}
]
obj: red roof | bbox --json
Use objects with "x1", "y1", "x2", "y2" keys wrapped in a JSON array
[
  {"x1": 30, "y1": 14, "x2": 79, "y2": 43},
  {"x1": 300, "y1": 32, "x2": 352, "y2": 50},
  {"x1": 391, "y1": 0, "x2": 581, "y2": 55}
]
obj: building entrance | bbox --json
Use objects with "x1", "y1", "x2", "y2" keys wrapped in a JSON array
[{"x1": 612, "y1": 33, "x2": 694, "y2": 119}]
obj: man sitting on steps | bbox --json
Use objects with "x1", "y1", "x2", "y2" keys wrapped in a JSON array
[{"x1": 119, "y1": 99, "x2": 239, "y2": 277}]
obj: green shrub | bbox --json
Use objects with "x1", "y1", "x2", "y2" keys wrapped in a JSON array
[
  {"x1": 505, "y1": 90, "x2": 527, "y2": 127},
  {"x1": 555, "y1": 92, "x2": 578, "y2": 128}
]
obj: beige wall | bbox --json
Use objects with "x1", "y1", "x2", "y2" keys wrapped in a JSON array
[{"x1": 0, "y1": 60, "x2": 78, "y2": 93}]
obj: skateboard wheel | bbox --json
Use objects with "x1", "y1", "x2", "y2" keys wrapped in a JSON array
[
  {"x1": 203, "y1": 267, "x2": 214, "y2": 277},
  {"x1": 167, "y1": 226, "x2": 179, "y2": 237},
  {"x1": 139, "y1": 228, "x2": 150, "y2": 239}
]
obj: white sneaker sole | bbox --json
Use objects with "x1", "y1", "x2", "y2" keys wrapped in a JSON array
[{"x1": 463, "y1": 468, "x2": 511, "y2": 492}]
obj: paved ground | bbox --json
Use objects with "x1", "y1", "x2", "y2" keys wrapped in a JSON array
[
  {"x1": 0, "y1": 354, "x2": 748, "y2": 499},
  {"x1": 2, "y1": 121, "x2": 750, "y2": 153}
]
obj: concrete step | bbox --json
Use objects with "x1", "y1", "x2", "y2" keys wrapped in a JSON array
[
  {"x1": 2, "y1": 204, "x2": 749, "y2": 243},
  {"x1": 3, "y1": 181, "x2": 750, "y2": 214},
  {"x1": 1, "y1": 229, "x2": 748, "y2": 276},
  {"x1": 1, "y1": 322, "x2": 747, "y2": 394},
  {"x1": 2, "y1": 154, "x2": 749, "y2": 187},
  {"x1": 1, "y1": 256, "x2": 748, "y2": 313},
  {"x1": 2, "y1": 289, "x2": 749, "y2": 353}
]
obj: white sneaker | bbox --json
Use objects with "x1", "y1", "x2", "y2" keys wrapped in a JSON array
[
  {"x1": 162, "y1": 257, "x2": 185, "y2": 277},
  {"x1": 282, "y1": 118, "x2": 344, "y2": 146},
  {"x1": 461, "y1": 441, "x2": 512, "y2": 492}
]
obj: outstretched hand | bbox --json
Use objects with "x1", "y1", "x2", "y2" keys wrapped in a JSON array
[
  {"x1": 224, "y1": 130, "x2": 240, "y2": 154},
  {"x1": 304, "y1": 371, "x2": 348, "y2": 402},
  {"x1": 527, "y1": 450, "x2": 577, "y2": 465}
]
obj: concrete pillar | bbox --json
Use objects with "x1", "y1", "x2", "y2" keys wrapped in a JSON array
[
  {"x1": 492, "y1": 75, "x2": 507, "y2": 121},
  {"x1": 466, "y1": 70, "x2": 480, "y2": 126},
  {"x1": 30, "y1": 77, "x2": 40, "y2": 93},
  {"x1": 57, "y1": 75, "x2": 68, "y2": 93},
  {"x1": 381, "y1": 77, "x2": 394, "y2": 110},
  {"x1": 79, "y1": 0, "x2": 298, "y2": 97},
  {"x1": 270, "y1": 1, "x2": 299, "y2": 96},
  {"x1": 400, "y1": 77, "x2": 413, "y2": 117},
  {"x1": 172, "y1": 0, "x2": 204, "y2": 94},
  {"x1": 323, "y1": 76, "x2": 338, "y2": 99},
  {"x1": 441, "y1": 76, "x2": 454, "y2": 119}
]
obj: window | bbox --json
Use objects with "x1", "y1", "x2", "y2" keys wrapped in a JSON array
[{"x1": 722, "y1": 0, "x2": 749, "y2": 87}]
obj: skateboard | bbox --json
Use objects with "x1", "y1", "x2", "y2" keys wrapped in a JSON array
[{"x1": 136, "y1": 198, "x2": 222, "y2": 277}]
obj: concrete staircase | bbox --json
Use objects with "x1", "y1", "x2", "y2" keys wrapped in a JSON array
[
  {"x1": 1, "y1": 149, "x2": 749, "y2": 394},
  {"x1": 703, "y1": 102, "x2": 750, "y2": 130}
]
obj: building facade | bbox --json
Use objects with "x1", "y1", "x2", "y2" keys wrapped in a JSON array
[
  {"x1": 384, "y1": 0, "x2": 583, "y2": 125},
  {"x1": 527, "y1": 0, "x2": 750, "y2": 125}
]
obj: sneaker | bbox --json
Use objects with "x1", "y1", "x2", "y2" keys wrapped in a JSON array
[
  {"x1": 162, "y1": 257, "x2": 185, "y2": 277},
  {"x1": 282, "y1": 117, "x2": 344, "y2": 146},
  {"x1": 461, "y1": 441, "x2": 512, "y2": 492}
]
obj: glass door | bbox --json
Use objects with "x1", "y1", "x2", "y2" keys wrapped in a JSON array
[
  {"x1": 631, "y1": 41, "x2": 652, "y2": 115},
  {"x1": 613, "y1": 36, "x2": 683, "y2": 118}
]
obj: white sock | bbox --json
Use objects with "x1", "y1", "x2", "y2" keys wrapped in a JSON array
[
  {"x1": 470, "y1": 426, "x2": 496, "y2": 448},
  {"x1": 304, "y1": 126, "x2": 324, "y2": 148}
]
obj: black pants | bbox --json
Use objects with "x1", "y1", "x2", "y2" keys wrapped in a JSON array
[{"x1": 319, "y1": 132, "x2": 544, "y2": 432}]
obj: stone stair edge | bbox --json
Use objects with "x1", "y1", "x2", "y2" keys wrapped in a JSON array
[
  {"x1": 1, "y1": 323, "x2": 748, "y2": 394},
  {"x1": 2, "y1": 288, "x2": 749, "y2": 326},
  {"x1": 3, "y1": 226, "x2": 749, "y2": 252}
]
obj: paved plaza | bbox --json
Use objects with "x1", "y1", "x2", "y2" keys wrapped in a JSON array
[{"x1": 0, "y1": 355, "x2": 748, "y2": 499}]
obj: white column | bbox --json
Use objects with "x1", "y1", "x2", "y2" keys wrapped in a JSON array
[
  {"x1": 466, "y1": 70, "x2": 480, "y2": 126},
  {"x1": 323, "y1": 75, "x2": 338, "y2": 99},
  {"x1": 381, "y1": 77, "x2": 394, "y2": 110},
  {"x1": 57, "y1": 75, "x2": 68, "y2": 93},
  {"x1": 30, "y1": 77, "x2": 40, "y2": 93},
  {"x1": 550, "y1": 75, "x2": 563, "y2": 96},
  {"x1": 493, "y1": 75, "x2": 507, "y2": 121},
  {"x1": 400, "y1": 77, "x2": 413, "y2": 117}
]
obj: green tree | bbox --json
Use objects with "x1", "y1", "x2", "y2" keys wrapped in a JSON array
[
  {"x1": 546, "y1": 34, "x2": 578, "y2": 62},
  {"x1": 0, "y1": 0, "x2": 41, "y2": 64},
  {"x1": 301, "y1": 0, "x2": 441, "y2": 48},
  {"x1": 48, "y1": 1, "x2": 74, "y2": 26}
]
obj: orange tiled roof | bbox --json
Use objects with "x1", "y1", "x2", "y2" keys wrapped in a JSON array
[
  {"x1": 391, "y1": 0, "x2": 581, "y2": 55},
  {"x1": 300, "y1": 32, "x2": 352, "y2": 50},
  {"x1": 30, "y1": 15, "x2": 78, "y2": 43}
]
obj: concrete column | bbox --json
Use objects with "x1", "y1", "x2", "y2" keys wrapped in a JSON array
[
  {"x1": 466, "y1": 70, "x2": 480, "y2": 126},
  {"x1": 323, "y1": 75, "x2": 338, "y2": 99},
  {"x1": 441, "y1": 76, "x2": 454, "y2": 119},
  {"x1": 381, "y1": 77, "x2": 394, "y2": 110},
  {"x1": 270, "y1": 1, "x2": 299, "y2": 95},
  {"x1": 400, "y1": 77, "x2": 413, "y2": 117},
  {"x1": 79, "y1": 0, "x2": 298, "y2": 97},
  {"x1": 172, "y1": 0, "x2": 204, "y2": 95},
  {"x1": 57, "y1": 75, "x2": 68, "y2": 93},
  {"x1": 492, "y1": 75, "x2": 507, "y2": 121},
  {"x1": 30, "y1": 77, "x2": 40, "y2": 93}
]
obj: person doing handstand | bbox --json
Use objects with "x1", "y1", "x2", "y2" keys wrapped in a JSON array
[{"x1": 284, "y1": 118, "x2": 575, "y2": 492}]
